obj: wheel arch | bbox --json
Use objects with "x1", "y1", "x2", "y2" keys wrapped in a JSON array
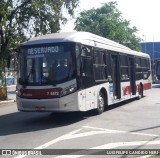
[
  {"x1": 99, "y1": 87, "x2": 108, "y2": 106},
  {"x1": 140, "y1": 82, "x2": 143, "y2": 91}
]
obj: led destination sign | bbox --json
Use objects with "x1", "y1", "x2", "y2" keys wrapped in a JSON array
[{"x1": 27, "y1": 46, "x2": 61, "y2": 55}]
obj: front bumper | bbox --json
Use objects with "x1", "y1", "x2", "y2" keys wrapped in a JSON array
[{"x1": 16, "y1": 93, "x2": 78, "y2": 112}]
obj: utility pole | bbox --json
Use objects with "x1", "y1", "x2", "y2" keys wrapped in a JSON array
[
  {"x1": 3, "y1": 58, "x2": 8, "y2": 99},
  {"x1": 142, "y1": 35, "x2": 146, "y2": 53},
  {"x1": 152, "y1": 36, "x2": 155, "y2": 82}
]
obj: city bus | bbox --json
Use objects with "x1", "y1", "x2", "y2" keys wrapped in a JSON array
[{"x1": 16, "y1": 32, "x2": 152, "y2": 114}]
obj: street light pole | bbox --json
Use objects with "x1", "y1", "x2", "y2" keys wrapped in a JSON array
[
  {"x1": 145, "y1": 37, "x2": 146, "y2": 53},
  {"x1": 152, "y1": 36, "x2": 155, "y2": 81},
  {"x1": 143, "y1": 35, "x2": 146, "y2": 53},
  {"x1": 2, "y1": 58, "x2": 8, "y2": 99}
]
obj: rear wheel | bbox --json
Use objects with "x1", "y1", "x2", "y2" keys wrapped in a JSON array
[{"x1": 138, "y1": 84, "x2": 143, "y2": 99}]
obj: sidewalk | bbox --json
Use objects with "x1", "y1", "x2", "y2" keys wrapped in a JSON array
[{"x1": 0, "y1": 85, "x2": 16, "y2": 104}]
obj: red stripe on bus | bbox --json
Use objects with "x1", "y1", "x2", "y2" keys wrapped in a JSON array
[
  {"x1": 20, "y1": 88, "x2": 63, "y2": 99},
  {"x1": 143, "y1": 83, "x2": 152, "y2": 90},
  {"x1": 123, "y1": 82, "x2": 151, "y2": 95}
]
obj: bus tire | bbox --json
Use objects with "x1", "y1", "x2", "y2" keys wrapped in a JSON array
[
  {"x1": 137, "y1": 84, "x2": 143, "y2": 99},
  {"x1": 95, "y1": 92, "x2": 105, "y2": 115}
]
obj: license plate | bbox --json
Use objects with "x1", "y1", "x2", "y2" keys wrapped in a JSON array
[{"x1": 35, "y1": 107, "x2": 46, "y2": 111}]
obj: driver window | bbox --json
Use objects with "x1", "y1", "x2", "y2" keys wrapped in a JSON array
[{"x1": 81, "y1": 45, "x2": 92, "y2": 77}]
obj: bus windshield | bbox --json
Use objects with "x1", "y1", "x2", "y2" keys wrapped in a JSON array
[{"x1": 18, "y1": 44, "x2": 75, "y2": 85}]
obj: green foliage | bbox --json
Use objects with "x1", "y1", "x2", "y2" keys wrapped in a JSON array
[
  {"x1": 75, "y1": 1, "x2": 141, "y2": 51},
  {"x1": 0, "y1": 0, "x2": 79, "y2": 84},
  {"x1": 150, "y1": 155, "x2": 160, "y2": 158},
  {"x1": 0, "y1": 0, "x2": 79, "y2": 52}
]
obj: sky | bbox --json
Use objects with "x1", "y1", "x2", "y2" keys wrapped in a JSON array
[{"x1": 61, "y1": 0, "x2": 160, "y2": 42}]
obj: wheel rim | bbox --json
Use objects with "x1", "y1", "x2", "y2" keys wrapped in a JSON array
[
  {"x1": 98, "y1": 95, "x2": 104, "y2": 111},
  {"x1": 138, "y1": 85, "x2": 143, "y2": 99}
]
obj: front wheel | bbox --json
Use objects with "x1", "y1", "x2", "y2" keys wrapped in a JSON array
[{"x1": 95, "y1": 92, "x2": 105, "y2": 115}]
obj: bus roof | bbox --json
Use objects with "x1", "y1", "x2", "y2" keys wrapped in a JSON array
[{"x1": 22, "y1": 32, "x2": 150, "y2": 58}]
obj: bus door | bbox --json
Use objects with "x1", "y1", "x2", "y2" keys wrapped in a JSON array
[
  {"x1": 128, "y1": 57, "x2": 136, "y2": 95},
  {"x1": 111, "y1": 54, "x2": 121, "y2": 99}
]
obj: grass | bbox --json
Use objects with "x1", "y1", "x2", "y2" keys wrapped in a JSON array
[{"x1": 150, "y1": 155, "x2": 160, "y2": 158}]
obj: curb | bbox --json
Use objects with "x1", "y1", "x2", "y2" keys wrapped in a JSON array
[{"x1": 0, "y1": 99, "x2": 16, "y2": 104}]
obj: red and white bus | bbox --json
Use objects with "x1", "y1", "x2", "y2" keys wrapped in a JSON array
[{"x1": 16, "y1": 32, "x2": 152, "y2": 114}]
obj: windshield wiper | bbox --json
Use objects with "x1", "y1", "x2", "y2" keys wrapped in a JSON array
[
  {"x1": 25, "y1": 59, "x2": 35, "y2": 84},
  {"x1": 26, "y1": 69, "x2": 33, "y2": 82},
  {"x1": 21, "y1": 68, "x2": 34, "y2": 88}
]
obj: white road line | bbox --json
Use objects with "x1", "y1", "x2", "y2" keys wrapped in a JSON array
[
  {"x1": 35, "y1": 129, "x2": 82, "y2": 149},
  {"x1": 90, "y1": 140, "x2": 160, "y2": 149},
  {"x1": 83, "y1": 126, "x2": 159, "y2": 137},
  {"x1": 14, "y1": 126, "x2": 129, "y2": 158},
  {"x1": 55, "y1": 140, "x2": 160, "y2": 158},
  {"x1": 14, "y1": 128, "x2": 82, "y2": 158},
  {"x1": 14, "y1": 126, "x2": 159, "y2": 158},
  {"x1": 83, "y1": 126, "x2": 126, "y2": 133}
]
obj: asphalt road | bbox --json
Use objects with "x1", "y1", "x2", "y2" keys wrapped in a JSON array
[{"x1": 0, "y1": 84, "x2": 160, "y2": 158}]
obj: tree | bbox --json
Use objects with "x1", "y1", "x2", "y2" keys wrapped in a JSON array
[
  {"x1": 0, "y1": 0, "x2": 79, "y2": 87},
  {"x1": 75, "y1": 1, "x2": 141, "y2": 51},
  {"x1": 0, "y1": 0, "x2": 79, "y2": 56}
]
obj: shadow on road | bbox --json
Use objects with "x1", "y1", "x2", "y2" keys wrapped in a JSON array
[
  {"x1": 106, "y1": 97, "x2": 140, "y2": 111},
  {"x1": 0, "y1": 111, "x2": 88, "y2": 136},
  {"x1": 0, "y1": 97, "x2": 143, "y2": 136},
  {"x1": 130, "y1": 125, "x2": 160, "y2": 133}
]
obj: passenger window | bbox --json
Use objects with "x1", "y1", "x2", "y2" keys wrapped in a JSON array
[
  {"x1": 120, "y1": 55, "x2": 129, "y2": 80},
  {"x1": 93, "y1": 49, "x2": 106, "y2": 81}
]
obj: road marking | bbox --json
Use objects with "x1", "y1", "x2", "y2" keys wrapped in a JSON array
[
  {"x1": 83, "y1": 126, "x2": 159, "y2": 137},
  {"x1": 89, "y1": 140, "x2": 160, "y2": 149},
  {"x1": 14, "y1": 126, "x2": 159, "y2": 158},
  {"x1": 14, "y1": 126, "x2": 126, "y2": 158},
  {"x1": 14, "y1": 129, "x2": 82, "y2": 158},
  {"x1": 55, "y1": 140, "x2": 160, "y2": 158}
]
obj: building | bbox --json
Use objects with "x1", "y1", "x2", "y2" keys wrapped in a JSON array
[
  {"x1": 141, "y1": 42, "x2": 160, "y2": 82},
  {"x1": 141, "y1": 42, "x2": 160, "y2": 59}
]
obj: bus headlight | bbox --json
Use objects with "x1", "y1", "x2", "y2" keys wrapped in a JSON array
[
  {"x1": 61, "y1": 84, "x2": 77, "y2": 97},
  {"x1": 16, "y1": 87, "x2": 22, "y2": 97}
]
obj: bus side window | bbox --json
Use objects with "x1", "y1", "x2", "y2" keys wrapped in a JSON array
[
  {"x1": 80, "y1": 45, "x2": 92, "y2": 77},
  {"x1": 136, "y1": 57, "x2": 142, "y2": 80},
  {"x1": 105, "y1": 52, "x2": 112, "y2": 81},
  {"x1": 120, "y1": 55, "x2": 129, "y2": 81},
  {"x1": 75, "y1": 45, "x2": 81, "y2": 77},
  {"x1": 104, "y1": 53, "x2": 111, "y2": 80},
  {"x1": 141, "y1": 58, "x2": 148, "y2": 79},
  {"x1": 93, "y1": 49, "x2": 106, "y2": 81},
  {"x1": 81, "y1": 56, "x2": 92, "y2": 77}
]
